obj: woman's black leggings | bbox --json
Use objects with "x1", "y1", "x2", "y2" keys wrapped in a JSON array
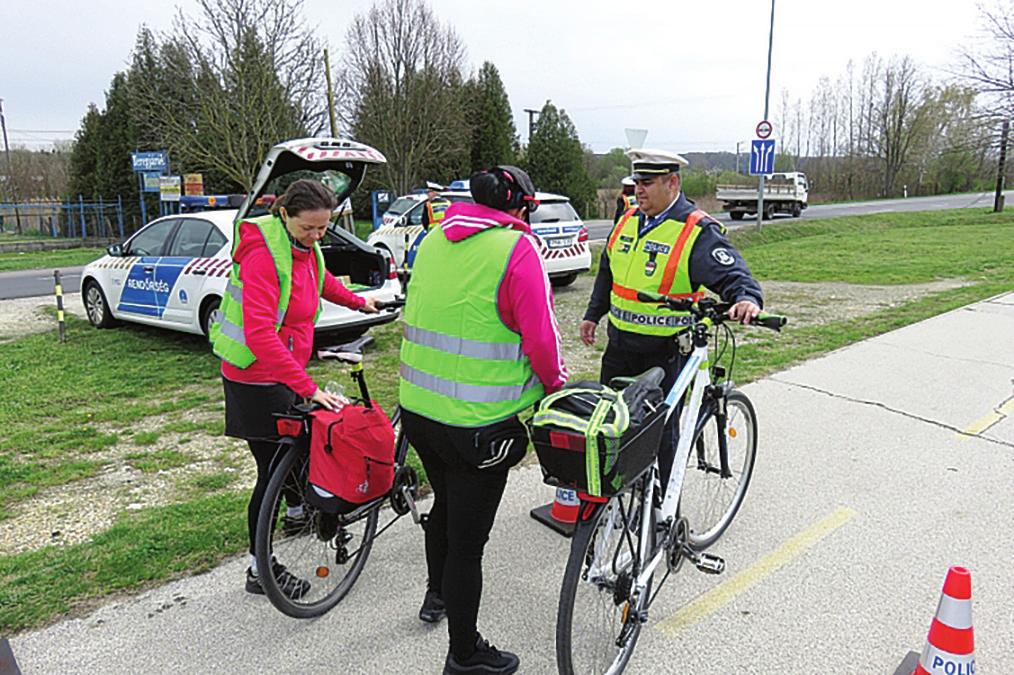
[
  {"x1": 246, "y1": 440, "x2": 300, "y2": 556},
  {"x1": 402, "y1": 410, "x2": 510, "y2": 661}
]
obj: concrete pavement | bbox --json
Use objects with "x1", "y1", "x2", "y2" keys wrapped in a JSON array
[{"x1": 11, "y1": 292, "x2": 1014, "y2": 674}]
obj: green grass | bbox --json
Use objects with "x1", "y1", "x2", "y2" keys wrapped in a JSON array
[
  {"x1": 0, "y1": 247, "x2": 105, "y2": 273},
  {"x1": 2, "y1": 207, "x2": 1012, "y2": 634},
  {"x1": 355, "y1": 219, "x2": 375, "y2": 241},
  {"x1": 125, "y1": 449, "x2": 193, "y2": 473}
]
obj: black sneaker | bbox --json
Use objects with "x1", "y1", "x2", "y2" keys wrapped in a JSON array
[
  {"x1": 245, "y1": 562, "x2": 310, "y2": 599},
  {"x1": 419, "y1": 589, "x2": 446, "y2": 623},
  {"x1": 443, "y1": 634, "x2": 519, "y2": 675},
  {"x1": 282, "y1": 512, "x2": 308, "y2": 537}
]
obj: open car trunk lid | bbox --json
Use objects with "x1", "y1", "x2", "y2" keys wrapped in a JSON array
[{"x1": 238, "y1": 137, "x2": 392, "y2": 292}]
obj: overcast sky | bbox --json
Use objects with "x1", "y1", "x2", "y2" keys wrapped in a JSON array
[{"x1": 2, "y1": 0, "x2": 983, "y2": 154}]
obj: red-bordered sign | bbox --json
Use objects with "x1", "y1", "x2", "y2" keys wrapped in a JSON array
[{"x1": 756, "y1": 120, "x2": 773, "y2": 139}]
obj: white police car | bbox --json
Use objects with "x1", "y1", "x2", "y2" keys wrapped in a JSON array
[
  {"x1": 81, "y1": 138, "x2": 402, "y2": 338},
  {"x1": 367, "y1": 190, "x2": 591, "y2": 286}
]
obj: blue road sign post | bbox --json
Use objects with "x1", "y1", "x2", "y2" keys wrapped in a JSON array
[{"x1": 749, "y1": 139, "x2": 776, "y2": 176}]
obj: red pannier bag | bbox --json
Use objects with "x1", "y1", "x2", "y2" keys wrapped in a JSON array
[{"x1": 306, "y1": 402, "x2": 395, "y2": 514}]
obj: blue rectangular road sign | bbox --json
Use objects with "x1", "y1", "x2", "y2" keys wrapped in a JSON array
[
  {"x1": 749, "y1": 139, "x2": 776, "y2": 175},
  {"x1": 131, "y1": 150, "x2": 169, "y2": 173}
]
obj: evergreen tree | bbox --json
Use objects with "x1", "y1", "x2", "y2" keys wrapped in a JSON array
[
  {"x1": 525, "y1": 101, "x2": 595, "y2": 216},
  {"x1": 95, "y1": 72, "x2": 140, "y2": 214},
  {"x1": 463, "y1": 62, "x2": 517, "y2": 171},
  {"x1": 68, "y1": 104, "x2": 103, "y2": 200}
]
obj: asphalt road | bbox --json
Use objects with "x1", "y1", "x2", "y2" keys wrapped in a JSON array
[
  {"x1": 12, "y1": 291, "x2": 1014, "y2": 674},
  {"x1": 585, "y1": 189, "x2": 1013, "y2": 241},
  {"x1": 0, "y1": 266, "x2": 85, "y2": 300}
]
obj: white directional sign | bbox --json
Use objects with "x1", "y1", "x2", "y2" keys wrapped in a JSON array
[{"x1": 750, "y1": 139, "x2": 776, "y2": 175}]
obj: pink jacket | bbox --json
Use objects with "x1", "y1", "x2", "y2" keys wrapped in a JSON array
[
  {"x1": 221, "y1": 221, "x2": 365, "y2": 397},
  {"x1": 440, "y1": 202, "x2": 568, "y2": 393}
]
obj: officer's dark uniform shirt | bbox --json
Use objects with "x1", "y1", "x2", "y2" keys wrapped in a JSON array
[{"x1": 584, "y1": 192, "x2": 763, "y2": 353}]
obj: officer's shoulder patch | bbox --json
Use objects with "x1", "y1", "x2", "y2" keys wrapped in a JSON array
[{"x1": 711, "y1": 248, "x2": 735, "y2": 266}]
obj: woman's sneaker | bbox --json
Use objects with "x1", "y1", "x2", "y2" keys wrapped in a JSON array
[
  {"x1": 245, "y1": 561, "x2": 310, "y2": 599},
  {"x1": 419, "y1": 589, "x2": 446, "y2": 623},
  {"x1": 443, "y1": 634, "x2": 519, "y2": 674}
]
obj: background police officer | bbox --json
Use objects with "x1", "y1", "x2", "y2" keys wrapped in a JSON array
[
  {"x1": 613, "y1": 175, "x2": 638, "y2": 224},
  {"x1": 579, "y1": 149, "x2": 762, "y2": 484}
]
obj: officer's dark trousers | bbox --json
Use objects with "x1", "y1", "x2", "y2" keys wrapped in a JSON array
[
  {"x1": 600, "y1": 334, "x2": 688, "y2": 492},
  {"x1": 402, "y1": 409, "x2": 510, "y2": 661}
]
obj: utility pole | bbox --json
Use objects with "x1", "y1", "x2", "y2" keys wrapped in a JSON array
[
  {"x1": 0, "y1": 98, "x2": 21, "y2": 234},
  {"x1": 523, "y1": 108, "x2": 540, "y2": 143},
  {"x1": 323, "y1": 48, "x2": 339, "y2": 137},
  {"x1": 736, "y1": 141, "x2": 741, "y2": 175},
  {"x1": 994, "y1": 118, "x2": 1009, "y2": 213},
  {"x1": 756, "y1": 0, "x2": 775, "y2": 231}
]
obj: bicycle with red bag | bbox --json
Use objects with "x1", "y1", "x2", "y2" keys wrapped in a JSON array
[{"x1": 253, "y1": 298, "x2": 424, "y2": 618}]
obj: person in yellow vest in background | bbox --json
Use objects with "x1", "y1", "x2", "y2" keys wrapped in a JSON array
[
  {"x1": 424, "y1": 180, "x2": 451, "y2": 229},
  {"x1": 400, "y1": 166, "x2": 567, "y2": 675},
  {"x1": 580, "y1": 149, "x2": 762, "y2": 488},
  {"x1": 613, "y1": 175, "x2": 638, "y2": 224}
]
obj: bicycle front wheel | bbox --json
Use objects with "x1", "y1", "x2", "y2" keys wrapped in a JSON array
[
  {"x1": 680, "y1": 390, "x2": 757, "y2": 550},
  {"x1": 557, "y1": 482, "x2": 654, "y2": 675},
  {"x1": 254, "y1": 443, "x2": 379, "y2": 618}
]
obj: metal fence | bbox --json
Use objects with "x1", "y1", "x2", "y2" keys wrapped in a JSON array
[{"x1": 0, "y1": 196, "x2": 126, "y2": 239}]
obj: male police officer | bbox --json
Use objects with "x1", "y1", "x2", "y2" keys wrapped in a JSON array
[
  {"x1": 424, "y1": 181, "x2": 451, "y2": 229},
  {"x1": 580, "y1": 148, "x2": 762, "y2": 483}
]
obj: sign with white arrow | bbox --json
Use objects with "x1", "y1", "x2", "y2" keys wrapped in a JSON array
[{"x1": 750, "y1": 139, "x2": 776, "y2": 175}]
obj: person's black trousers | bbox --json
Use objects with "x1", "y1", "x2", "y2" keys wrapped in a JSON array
[
  {"x1": 600, "y1": 338, "x2": 688, "y2": 490},
  {"x1": 401, "y1": 409, "x2": 511, "y2": 661}
]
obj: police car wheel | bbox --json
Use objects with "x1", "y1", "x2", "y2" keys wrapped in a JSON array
[
  {"x1": 550, "y1": 272, "x2": 578, "y2": 288},
  {"x1": 84, "y1": 280, "x2": 117, "y2": 329},
  {"x1": 200, "y1": 298, "x2": 220, "y2": 339}
]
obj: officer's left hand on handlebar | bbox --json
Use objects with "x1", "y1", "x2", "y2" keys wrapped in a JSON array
[
  {"x1": 359, "y1": 297, "x2": 380, "y2": 314},
  {"x1": 727, "y1": 300, "x2": 761, "y2": 325}
]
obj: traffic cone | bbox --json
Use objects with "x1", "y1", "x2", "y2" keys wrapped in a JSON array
[
  {"x1": 913, "y1": 566, "x2": 975, "y2": 675},
  {"x1": 530, "y1": 487, "x2": 579, "y2": 538}
]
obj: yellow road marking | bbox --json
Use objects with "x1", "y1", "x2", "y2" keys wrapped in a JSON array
[
  {"x1": 956, "y1": 398, "x2": 1014, "y2": 440},
  {"x1": 656, "y1": 507, "x2": 857, "y2": 636}
]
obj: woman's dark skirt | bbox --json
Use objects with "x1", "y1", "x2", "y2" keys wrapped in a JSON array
[{"x1": 222, "y1": 377, "x2": 299, "y2": 441}]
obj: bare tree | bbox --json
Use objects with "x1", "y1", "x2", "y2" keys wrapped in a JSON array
[
  {"x1": 957, "y1": 1, "x2": 1014, "y2": 117},
  {"x1": 130, "y1": 0, "x2": 326, "y2": 191},
  {"x1": 338, "y1": 0, "x2": 469, "y2": 195},
  {"x1": 874, "y1": 57, "x2": 932, "y2": 196}
]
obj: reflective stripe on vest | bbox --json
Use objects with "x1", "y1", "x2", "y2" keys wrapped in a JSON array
[
  {"x1": 399, "y1": 225, "x2": 544, "y2": 426},
  {"x1": 605, "y1": 208, "x2": 707, "y2": 337},
  {"x1": 211, "y1": 214, "x2": 325, "y2": 368},
  {"x1": 622, "y1": 194, "x2": 638, "y2": 210}
]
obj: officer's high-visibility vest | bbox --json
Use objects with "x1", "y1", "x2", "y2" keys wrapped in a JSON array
[
  {"x1": 426, "y1": 198, "x2": 451, "y2": 229},
  {"x1": 211, "y1": 214, "x2": 325, "y2": 368},
  {"x1": 606, "y1": 207, "x2": 707, "y2": 336},
  {"x1": 399, "y1": 225, "x2": 544, "y2": 426},
  {"x1": 622, "y1": 194, "x2": 638, "y2": 210}
]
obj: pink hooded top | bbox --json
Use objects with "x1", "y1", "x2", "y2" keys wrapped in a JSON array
[
  {"x1": 220, "y1": 221, "x2": 365, "y2": 398},
  {"x1": 439, "y1": 202, "x2": 568, "y2": 393}
]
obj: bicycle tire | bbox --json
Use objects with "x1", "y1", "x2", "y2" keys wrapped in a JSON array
[
  {"x1": 680, "y1": 390, "x2": 758, "y2": 550},
  {"x1": 254, "y1": 443, "x2": 379, "y2": 618},
  {"x1": 556, "y1": 483, "x2": 654, "y2": 675}
]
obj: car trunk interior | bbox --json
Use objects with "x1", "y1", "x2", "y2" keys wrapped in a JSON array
[{"x1": 320, "y1": 230, "x2": 387, "y2": 291}]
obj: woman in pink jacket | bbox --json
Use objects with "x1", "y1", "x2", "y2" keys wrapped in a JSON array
[{"x1": 219, "y1": 179, "x2": 377, "y2": 597}]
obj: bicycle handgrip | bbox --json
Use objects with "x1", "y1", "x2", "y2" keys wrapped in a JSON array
[
  {"x1": 375, "y1": 297, "x2": 406, "y2": 311},
  {"x1": 752, "y1": 313, "x2": 787, "y2": 331}
]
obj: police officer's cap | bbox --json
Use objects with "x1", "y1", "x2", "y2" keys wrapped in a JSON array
[
  {"x1": 627, "y1": 148, "x2": 689, "y2": 180},
  {"x1": 425, "y1": 181, "x2": 445, "y2": 191},
  {"x1": 620, "y1": 176, "x2": 635, "y2": 187}
]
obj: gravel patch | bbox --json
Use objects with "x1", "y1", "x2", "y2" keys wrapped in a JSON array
[{"x1": 0, "y1": 293, "x2": 81, "y2": 341}]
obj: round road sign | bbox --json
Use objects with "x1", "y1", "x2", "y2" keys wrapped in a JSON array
[{"x1": 756, "y1": 120, "x2": 773, "y2": 139}]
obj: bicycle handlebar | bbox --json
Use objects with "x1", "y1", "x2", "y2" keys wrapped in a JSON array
[
  {"x1": 374, "y1": 296, "x2": 406, "y2": 311},
  {"x1": 635, "y1": 291, "x2": 787, "y2": 332}
]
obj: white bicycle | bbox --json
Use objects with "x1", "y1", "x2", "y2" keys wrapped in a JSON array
[{"x1": 555, "y1": 295, "x2": 786, "y2": 674}]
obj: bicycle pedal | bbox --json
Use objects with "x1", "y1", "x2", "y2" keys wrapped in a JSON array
[{"x1": 694, "y1": 553, "x2": 725, "y2": 575}]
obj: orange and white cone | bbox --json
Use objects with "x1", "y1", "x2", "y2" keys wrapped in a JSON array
[
  {"x1": 914, "y1": 566, "x2": 975, "y2": 675},
  {"x1": 549, "y1": 487, "x2": 580, "y2": 524}
]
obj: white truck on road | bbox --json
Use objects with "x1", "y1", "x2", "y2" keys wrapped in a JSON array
[{"x1": 715, "y1": 171, "x2": 809, "y2": 220}]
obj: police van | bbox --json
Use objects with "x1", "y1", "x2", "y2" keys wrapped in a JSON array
[
  {"x1": 367, "y1": 189, "x2": 591, "y2": 286},
  {"x1": 80, "y1": 138, "x2": 402, "y2": 339}
]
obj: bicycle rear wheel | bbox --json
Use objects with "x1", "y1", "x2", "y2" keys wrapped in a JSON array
[
  {"x1": 254, "y1": 443, "x2": 379, "y2": 618},
  {"x1": 679, "y1": 390, "x2": 757, "y2": 549},
  {"x1": 556, "y1": 481, "x2": 654, "y2": 675}
]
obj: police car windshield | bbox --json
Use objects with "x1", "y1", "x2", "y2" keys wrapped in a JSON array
[
  {"x1": 530, "y1": 201, "x2": 579, "y2": 224},
  {"x1": 385, "y1": 197, "x2": 419, "y2": 216}
]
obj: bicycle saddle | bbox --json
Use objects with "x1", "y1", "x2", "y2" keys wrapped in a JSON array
[{"x1": 317, "y1": 335, "x2": 375, "y2": 363}]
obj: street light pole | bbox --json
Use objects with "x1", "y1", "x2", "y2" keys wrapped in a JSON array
[
  {"x1": 523, "y1": 108, "x2": 540, "y2": 143},
  {"x1": 756, "y1": 0, "x2": 775, "y2": 231},
  {"x1": 0, "y1": 98, "x2": 21, "y2": 234}
]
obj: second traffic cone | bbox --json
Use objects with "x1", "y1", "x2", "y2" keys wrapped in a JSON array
[{"x1": 913, "y1": 566, "x2": 975, "y2": 675}]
